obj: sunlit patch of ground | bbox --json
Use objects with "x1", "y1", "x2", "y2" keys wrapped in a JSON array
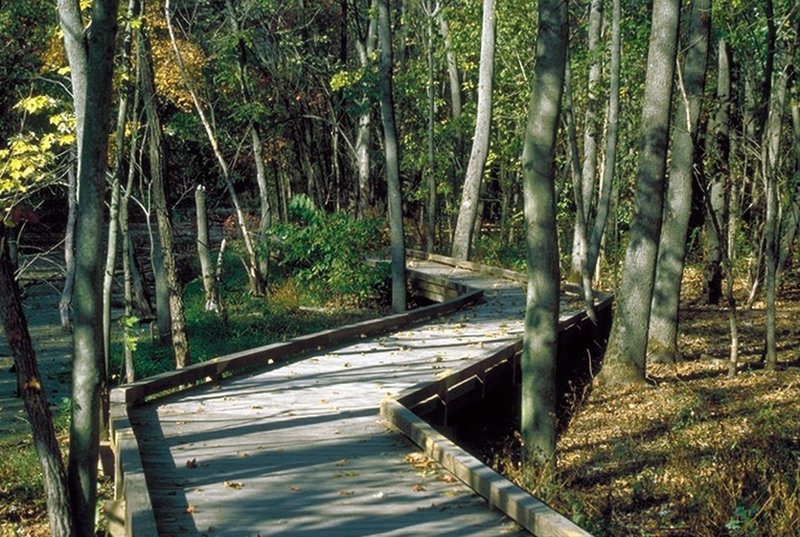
[{"x1": 544, "y1": 267, "x2": 800, "y2": 536}]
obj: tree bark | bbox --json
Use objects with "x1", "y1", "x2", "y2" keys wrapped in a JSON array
[
  {"x1": 648, "y1": 0, "x2": 711, "y2": 364},
  {"x1": 354, "y1": 0, "x2": 377, "y2": 218},
  {"x1": 137, "y1": 4, "x2": 192, "y2": 368},
  {"x1": 569, "y1": 0, "x2": 603, "y2": 282},
  {"x1": 450, "y1": 0, "x2": 495, "y2": 261},
  {"x1": 195, "y1": 185, "x2": 220, "y2": 312},
  {"x1": 1, "y1": 228, "x2": 75, "y2": 537},
  {"x1": 59, "y1": 162, "x2": 76, "y2": 331},
  {"x1": 520, "y1": 0, "x2": 567, "y2": 465},
  {"x1": 377, "y1": 0, "x2": 407, "y2": 313},
  {"x1": 587, "y1": 0, "x2": 621, "y2": 280},
  {"x1": 58, "y1": 0, "x2": 119, "y2": 533},
  {"x1": 705, "y1": 38, "x2": 731, "y2": 305},
  {"x1": 424, "y1": 0, "x2": 437, "y2": 254},
  {"x1": 598, "y1": 0, "x2": 681, "y2": 386}
]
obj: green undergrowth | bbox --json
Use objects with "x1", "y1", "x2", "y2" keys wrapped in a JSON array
[{"x1": 0, "y1": 399, "x2": 71, "y2": 536}]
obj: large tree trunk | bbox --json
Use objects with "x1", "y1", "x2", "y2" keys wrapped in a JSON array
[
  {"x1": 520, "y1": 0, "x2": 567, "y2": 465},
  {"x1": 587, "y1": 0, "x2": 621, "y2": 279},
  {"x1": 1, "y1": 228, "x2": 74, "y2": 536},
  {"x1": 58, "y1": 0, "x2": 119, "y2": 533},
  {"x1": 377, "y1": 0, "x2": 406, "y2": 313},
  {"x1": 137, "y1": 5, "x2": 192, "y2": 368},
  {"x1": 648, "y1": 0, "x2": 711, "y2": 364},
  {"x1": 598, "y1": 0, "x2": 681, "y2": 386},
  {"x1": 705, "y1": 38, "x2": 731, "y2": 305},
  {"x1": 450, "y1": 0, "x2": 495, "y2": 261}
]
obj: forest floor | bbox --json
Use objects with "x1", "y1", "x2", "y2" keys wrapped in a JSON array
[
  {"x1": 486, "y1": 267, "x2": 800, "y2": 536},
  {"x1": 2, "y1": 267, "x2": 799, "y2": 536}
]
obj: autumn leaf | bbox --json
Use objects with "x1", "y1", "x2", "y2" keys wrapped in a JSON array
[
  {"x1": 186, "y1": 458, "x2": 198, "y2": 468},
  {"x1": 185, "y1": 504, "x2": 197, "y2": 513},
  {"x1": 224, "y1": 481, "x2": 244, "y2": 489}
]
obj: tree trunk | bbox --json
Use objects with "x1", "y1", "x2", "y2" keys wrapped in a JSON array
[
  {"x1": 225, "y1": 0, "x2": 271, "y2": 286},
  {"x1": 1, "y1": 228, "x2": 75, "y2": 536},
  {"x1": 377, "y1": 0, "x2": 406, "y2": 313},
  {"x1": 563, "y1": 59, "x2": 596, "y2": 322},
  {"x1": 587, "y1": 0, "x2": 621, "y2": 279},
  {"x1": 165, "y1": 0, "x2": 264, "y2": 295},
  {"x1": 424, "y1": 0, "x2": 436, "y2": 254},
  {"x1": 195, "y1": 185, "x2": 220, "y2": 312},
  {"x1": 450, "y1": 0, "x2": 495, "y2": 261},
  {"x1": 59, "y1": 162, "x2": 76, "y2": 331},
  {"x1": 705, "y1": 38, "x2": 731, "y2": 305},
  {"x1": 569, "y1": 0, "x2": 603, "y2": 282},
  {"x1": 354, "y1": 1, "x2": 377, "y2": 217},
  {"x1": 137, "y1": 6, "x2": 192, "y2": 368},
  {"x1": 59, "y1": 0, "x2": 119, "y2": 533},
  {"x1": 762, "y1": 40, "x2": 792, "y2": 371},
  {"x1": 520, "y1": 0, "x2": 567, "y2": 465},
  {"x1": 648, "y1": 0, "x2": 711, "y2": 364},
  {"x1": 598, "y1": 0, "x2": 681, "y2": 386}
]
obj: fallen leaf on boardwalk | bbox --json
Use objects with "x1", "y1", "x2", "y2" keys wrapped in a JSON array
[
  {"x1": 335, "y1": 458, "x2": 349, "y2": 467},
  {"x1": 412, "y1": 484, "x2": 426, "y2": 492},
  {"x1": 185, "y1": 504, "x2": 197, "y2": 513},
  {"x1": 290, "y1": 485, "x2": 302, "y2": 493},
  {"x1": 338, "y1": 490, "x2": 355, "y2": 496},
  {"x1": 440, "y1": 474, "x2": 456, "y2": 483},
  {"x1": 251, "y1": 405, "x2": 262, "y2": 409},
  {"x1": 224, "y1": 481, "x2": 244, "y2": 489},
  {"x1": 185, "y1": 458, "x2": 198, "y2": 468},
  {"x1": 343, "y1": 362, "x2": 352, "y2": 367}
]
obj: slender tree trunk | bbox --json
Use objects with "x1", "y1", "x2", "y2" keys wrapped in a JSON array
[
  {"x1": 424, "y1": 0, "x2": 437, "y2": 253},
  {"x1": 119, "y1": 72, "x2": 140, "y2": 383},
  {"x1": 59, "y1": 0, "x2": 119, "y2": 533},
  {"x1": 705, "y1": 38, "x2": 731, "y2": 305},
  {"x1": 588, "y1": 0, "x2": 621, "y2": 279},
  {"x1": 563, "y1": 59, "x2": 596, "y2": 322},
  {"x1": 649, "y1": 0, "x2": 711, "y2": 364},
  {"x1": 225, "y1": 0, "x2": 271, "y2": 286},
  {"x1": 165, "y1": 0, "x2": 264, "y2": 295},
  {"x1": 569, "y1": 0, "x2": 603, "y2": 282},
  {"x1": 103, "y1": 0, "x2": 136, "y2": 366},
  {"x1": 763, "y1": 48, "x2": 792, "y2": 371},
  {"x1": 377, "y1": 0, "x2": 406, "y2": 313},
  {"x1": 598, "y1": 0, "x2": 681, "y2": 386},
  {"x1": 137, "y1": 6, "x2": 191, "y2": 368},
  {"x1": 0, "y1": 228, "x2": 74, "y2": 536},
  {"x1": 59, "y1": 162, "x2": 76, "y2": 331},
  {"x1": 353, "y1": 0, "x2": 377, "y2": 217},
  {"x1": 195, "y1": 185, "x2": 220, "y2": 312},
  {"x1": 450, "y1": 0, "x2": 495, "y2": 261},
  {"x1": 439, "y1": 12, "x2": 462, "y2": 148},
  {"x1": 520, "y1": 0, "x2": 567, "y2": 465}
]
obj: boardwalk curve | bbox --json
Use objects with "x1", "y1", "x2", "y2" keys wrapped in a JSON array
[{"x1": 111, "y1": 256, "x2": 608, "y2": 536}]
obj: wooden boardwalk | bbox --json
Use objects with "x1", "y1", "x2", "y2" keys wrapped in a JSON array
[{"x1": 120, "y1": 259, "x2": 597, "y2": 536}]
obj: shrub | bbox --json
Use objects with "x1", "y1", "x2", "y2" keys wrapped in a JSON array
[{"x1": 271, "y1": 195, "x2": 389, "y2": 305}]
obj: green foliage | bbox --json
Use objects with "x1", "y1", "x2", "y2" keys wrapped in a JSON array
[{"x1": 271, "y1": 196, "x2": 389, "y2": 305}]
